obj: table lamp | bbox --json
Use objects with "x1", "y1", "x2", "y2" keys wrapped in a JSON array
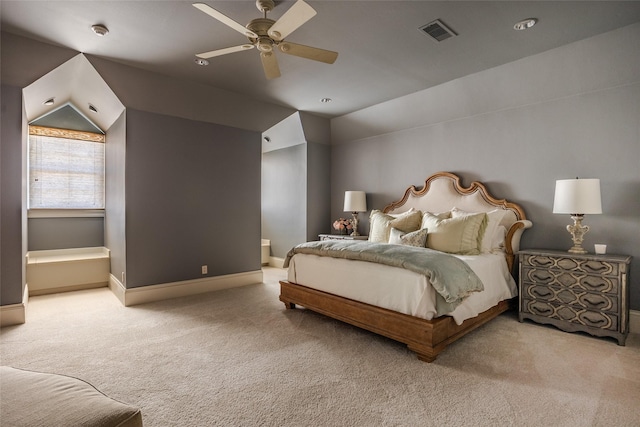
[
  {"x1": 553, "y1": 178, "x2": 602, "y2": 254},
  {"x1": 344, "y1": 191, "x2": 367, "y2": 236}
]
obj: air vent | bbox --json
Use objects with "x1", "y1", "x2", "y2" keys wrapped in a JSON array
[{"x1": 418, "y1": 19, "x2": 457, "y2": 42}]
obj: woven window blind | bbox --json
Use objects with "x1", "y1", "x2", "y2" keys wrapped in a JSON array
[{"x1": 29, "y1": 132, "x2": 105, "y2": 209}]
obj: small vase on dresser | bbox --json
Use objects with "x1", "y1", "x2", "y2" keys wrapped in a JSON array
[{"x1": 518, "y1": 249, "x2": 632, "y2": 345}]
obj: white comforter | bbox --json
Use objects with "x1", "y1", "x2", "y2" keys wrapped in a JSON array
[{"x1": 287, "y1": 251, "x2": 517, "y2": 325}]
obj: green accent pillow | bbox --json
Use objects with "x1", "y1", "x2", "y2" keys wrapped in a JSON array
[
  {"x1": 421, "y1": 211, "x2": 488, "y2": 255},
  {"x1": 369, "y1": 209, "x2": 422, "y2": 243}
]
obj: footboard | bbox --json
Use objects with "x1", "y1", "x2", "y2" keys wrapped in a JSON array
[{"x1": 280, "y1": 280, "x2": 510, "y2": 362}]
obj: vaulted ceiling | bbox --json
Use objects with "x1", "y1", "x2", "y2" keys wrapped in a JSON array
[{"x1": 3, "y1": 1, "x2": 640, "y2": 120}]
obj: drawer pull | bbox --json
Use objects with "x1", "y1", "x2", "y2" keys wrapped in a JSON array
[
  {"x1": 532, "y1": 259, "x2": 553, "y2": 267},
  {"x1": 533, "y1": 306, "x2": 552, "y2": 315},
  {"x1": 531, "y1": 272, "x2": 553, "y2": 282},
  {"x1": 582, "y1": 278, "x2": 607, "y2": 290},
  {"x1": 583, "y1": 297, "x2": 606, "y2": 307},
  {"x1": 532, "y1": 289, "x2": 553, "y2": 298},
  {"x1": 583, "y1": 316, "x2": 606, "y2": 325}
]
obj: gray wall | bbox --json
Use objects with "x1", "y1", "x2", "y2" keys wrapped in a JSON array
[
  {"x1": 330, "y1": 24, "x2": 640, "y2": 310},
  {"x1": 262, "y1": 144, "x2": 307, "y2": 258},
  {"x1": 28, "y1": 218, "x2": 103, "y2": 250},
  {"x1": 1, "y1": 84, "x2": 26, "y2": 305},
  {"x1": 124, "y1": 109, "x2": 261, "y2": 288},
  {"x1": 306, "y1": 142, "x2": 331, "y2": 242}
]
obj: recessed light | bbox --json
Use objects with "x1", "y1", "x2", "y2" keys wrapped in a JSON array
[
  {"x1": 320, "y1": 98, "x2": 332, "y2": 103},
  {"x1": 514, "y1": 18, "x2": 537, "y2": 31},
  {"x1": 263, "y1": 136, "x2": 271, "y2": 143},
  {"x1": 194, "y1": 58, "x2": 209, "y2": 66},
  {"x1": 88, "y1": 104, "x2": 98, "y2": 113},
  {"x1": 43, "y1": 98, "x2": 55, "y2": 106},
  {"x1": 91, "y1": 24, "x2": 109, "y2": 37}
]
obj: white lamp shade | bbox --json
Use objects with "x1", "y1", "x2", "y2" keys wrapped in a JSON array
[
  {"x1": 344, "y1": 191, "x2": 367, "y2": 212},
  {"x1": 553, "y1": 179, "x2": 602, "y2": 214}
]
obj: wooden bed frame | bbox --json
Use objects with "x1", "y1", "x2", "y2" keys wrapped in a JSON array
[{"x1": 279, "y1": 172, "x2": 532, "y2": 362}]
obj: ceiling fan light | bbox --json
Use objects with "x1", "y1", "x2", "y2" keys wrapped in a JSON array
[
  {"x1": 257, "y1": 39, "x2": 274, "y2": 52},
  {"x1": 91, "y1": 24, "x2": 109, "y2": 36},
  {"x1": 514, "y1": 18, "x2": 537, "y2": 30}
]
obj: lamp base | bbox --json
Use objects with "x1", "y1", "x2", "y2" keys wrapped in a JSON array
[
  {"x1": 565, "y1": 214, "x2": 590, "y2": 254},
  {"x1": 350, "y1": 212, "x2": 360, "y2": 236},
  {"x1": 568, "y1": 246, "x2": 588, "y2": 255}
]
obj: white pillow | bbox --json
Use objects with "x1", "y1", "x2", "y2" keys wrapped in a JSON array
[{"x1": 491, "y1": 226, "x2": 508, "y2": 252}]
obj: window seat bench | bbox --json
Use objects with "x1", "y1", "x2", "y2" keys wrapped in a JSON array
[{"x1": 26, "y1": 247, "x2": 110, "y2": 296}]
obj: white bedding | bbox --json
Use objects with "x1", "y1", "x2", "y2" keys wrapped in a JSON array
[{"x1": 287, "y1": 251, "x2": 517, "y2": 325}]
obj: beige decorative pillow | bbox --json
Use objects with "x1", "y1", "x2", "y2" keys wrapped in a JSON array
[
  {"x1": 368, "y1": 209, "x2": 422, "y2": 243},
  {"x1": 451, "y1": 207, "x2": 506, "y2": 253},
  {"x1": 389, "y1": 227, "x2": 429, "y2": 247},
  {"x1": 422, "y1": 211, "x2": 488, "y2": 255},
  {"x1": 420, "y1": 211, "x2": 451, "y2": 230}
]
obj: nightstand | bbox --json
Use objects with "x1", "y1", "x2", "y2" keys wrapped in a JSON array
[
  {"x1": 518, "y1": 249, "x2": 632, "y2": 345},
  {"x1": 319, "y1": 234, "x2": 368, "y2": 241}
]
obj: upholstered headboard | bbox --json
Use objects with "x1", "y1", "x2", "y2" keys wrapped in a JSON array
[{"x1": 383, "y1": 172, "x2": 532, "y2": 270}]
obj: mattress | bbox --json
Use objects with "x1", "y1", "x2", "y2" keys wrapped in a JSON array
[{"x1": 287, "y1": 251, "x2": 517, "y2": 325}]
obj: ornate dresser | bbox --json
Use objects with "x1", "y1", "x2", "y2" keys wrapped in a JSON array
[{"x1": 518, "y1": 249, "x2": 632, "y2": 345}]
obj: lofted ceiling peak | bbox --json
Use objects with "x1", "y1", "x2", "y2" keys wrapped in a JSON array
[{"x1": 23, "y1": 54, "x2": 124, "y2": 132}]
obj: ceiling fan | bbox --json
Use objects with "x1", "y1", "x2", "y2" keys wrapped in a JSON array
[{"x1": 193, "y1": 0, "x2": 338, "y2": 79}]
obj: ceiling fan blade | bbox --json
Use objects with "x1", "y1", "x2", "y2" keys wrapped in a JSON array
[
  {"x1": 196, "y1": 44, "x2": 254, "y2": 59},
  {"x1": 193, "y1": 3, "x2": 257, "y2": 38},
  {"x1": 267, "y1": 0, "x2": 316, "y2": 41},
  {"x1": 278, "y1": 42, "x2": 338, "y2": 64},
  {"x1": 260, "y1": 52, "x2": 281, "y2": 80}
]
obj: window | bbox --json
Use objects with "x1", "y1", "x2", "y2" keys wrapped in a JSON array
[{"x1": 28, "y1": 125, "x2": 105, "y2": 209}]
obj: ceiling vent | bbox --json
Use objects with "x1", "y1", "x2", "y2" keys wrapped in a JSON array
[{"x1": 418, "y1": 19, "x2": 457, "y2": 42}]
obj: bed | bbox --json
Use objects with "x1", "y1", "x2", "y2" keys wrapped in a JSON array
[{"x1": 279, "y1": 172, "x2": 532, "y2": 362}]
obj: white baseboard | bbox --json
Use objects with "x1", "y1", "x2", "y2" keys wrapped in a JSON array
[
  {"x1": 269, "y1": 256, "x2": 285, "y2": 268},
  {"x1": 0, "y1": 284, "x2": 29, "y2": 327},
  {"x1": 109, "y1": 270, "x2": 263, "y2": 307}
]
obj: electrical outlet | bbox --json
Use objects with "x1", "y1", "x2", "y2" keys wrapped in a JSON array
[{"x1": 201, "y1": 265, "x2": 208, "y2": 275}]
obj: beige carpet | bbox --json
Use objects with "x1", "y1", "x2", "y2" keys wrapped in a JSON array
[{"x1": 1, "y1": 267, "x2": 639, "y2": 426}]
